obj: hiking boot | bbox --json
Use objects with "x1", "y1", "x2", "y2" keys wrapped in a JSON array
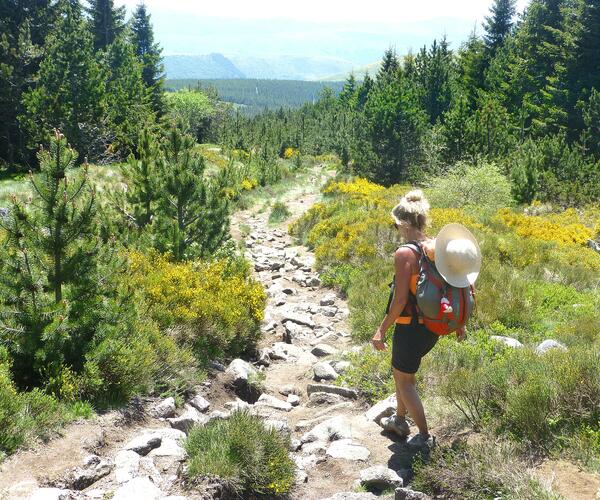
[
  {"x1": 380, "y1": 414, "x2": 410, "y2": 438},
  {"x1": 406, "y1": 432, "x2": 435, "y2": 450}
]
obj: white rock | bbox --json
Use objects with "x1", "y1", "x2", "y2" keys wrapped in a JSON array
[
  {"x1": 223, "y1": 398, "x2": 251, "y2": 411},
  {"x1": 150, "y1": 427, "x2": 186, "y2": 443},
  {"x1": 365, "y1": 394, "x2": 397, "y2": 424},
  {"x1": 535, "y1": 339, "x2": 567, "y2": 354},
  {"x1": 149, "y1": 397, "x2": 176, "y2": 418},
  {"x1": 287, "y1": 394, "x2": 300, "y2": 406},
  {"x1": 301, "y1": 415, "x2": 352, "y2": 443},
  {"x1": 279, "y1": 384, "x2": 300, "y2": 396},
  {"x1": 311, "y1": 344, "x2": 338, "y2": 357},
  {"x1": 394, "y1": 487, "x2": 432, "y2": 499},
  {"x1": 355, "y1": 465, "x2": 403, "y2": 490},
  {"x1": 306, "y1": 383, "x2": 358, "y2": 400},
  {"x1": 326, "y1": 439, "x2": 370, "y2": 461},
  {"x1": 124, "y1": 432, "x2": 162, "y2": 456},
  {"x1": 85, "y1": 489, "x2": 105, "y2": 499},
  {"x1": 281, "y1": 311, "x2": 315, "y2": 328},
  {"x1": 289, "y1": 438, "x2": 302, "y2": 452},
  {"x1": 319, "y1": 306, "x2": 338, "y2": 317},
  {"x1": 29, "y1": 488, "x2": 73, "y2": 500},
  {"x1": 148, "y1": 438, "x2": 186, "y2": 460},
  {"x1": 320, "y1": 294, "x2": 337, "y2": 306},
  {"x1": 264, "y1": 419, "x2": 291, "y2": 435},
  {"x1": 226, "y1": 358, "x2": 257, "y2": 382},
  {"x1": 188, "y1": 395, "x2": 210, "y2": 413},
  {"x1": 112, "y1": 476, "x2": 162, "y2": 500},
  {"x1": 322, "y1": 493, "x2": 378, "y2": 500},
  {"x1": 256, "y1": 394, "x2": 292, "y2": 412},
  {"x1": 331, "y1": 360, "x2": 351, "y2": 374},
  {"x1": 313, "y1": 362, "x2": 339, "y2": 381},
  {"x1": 490, "y1": 335, "x2": 523, "y2": 348},
  {"x1": 167, "y1": 405, "x2": 208, "y2": 434},
  {"x1": 306, "y1": 276, "x2": 321, "y2": 287},
  {"x1": 115, "y1": 450, "x2": 140, "y2": 484}
]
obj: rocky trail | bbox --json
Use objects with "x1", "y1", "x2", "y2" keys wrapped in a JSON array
[{"x1": 2, "y1": 166, "x2": 596, "y2": 500}]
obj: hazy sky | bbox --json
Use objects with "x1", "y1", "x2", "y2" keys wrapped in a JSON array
[{"x1": 115, "y1": 0, "x2": 531, "y2": 63}]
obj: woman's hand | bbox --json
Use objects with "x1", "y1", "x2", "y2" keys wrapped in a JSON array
[
  {"x1": 456, "y1": 326, "x2": 466, "y2": 342},
  {"x1": 371, "y1": 330, "x2": 387, "y2": 351}
]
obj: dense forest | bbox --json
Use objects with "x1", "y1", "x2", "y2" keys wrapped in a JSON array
[
  {"x1": 165, "y1": 79, "x2": 345, "y2": 115},
  {"x1": 223, "y1": 0, "x2": 600, "y2": 206}
]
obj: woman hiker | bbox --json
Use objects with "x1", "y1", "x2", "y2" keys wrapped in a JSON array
[{"x1": 371, "y1": 189, "x2": 481, "y2": 449}]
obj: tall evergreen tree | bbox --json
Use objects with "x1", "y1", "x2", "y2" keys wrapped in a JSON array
[
  {"x1": 0, "y1": 131, "x2": 100, "y2": 388},
  {"x1": 87, "y1": 0, "x2": 125, "y2": 51},
  {"x1": 457, "y1": 31, "x2": 487, "y2": 109},
  {"x1": 483, "y1": 0, "x2": 517, "y2": 57},
  {"x1": 155, "y1": 123, "x2": 229, "y2": 260},
  {"x1": 377, "y1": 47, "x2": 400, "y2": 83},
  {"x1": 130, "y1": 3, "x2": 165, "y2": 115},
  {"x1": 21, "y1": 0, "x2": 107, "y2": 160}
]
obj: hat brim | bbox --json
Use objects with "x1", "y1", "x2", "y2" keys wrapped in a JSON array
[{"x1": 435, "y1": 223, "x2": 482, "y2": 287}]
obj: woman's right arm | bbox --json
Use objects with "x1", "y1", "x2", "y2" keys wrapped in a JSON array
[{"x1": 372, "y1": 247, "x2": 414, "y2": 350}]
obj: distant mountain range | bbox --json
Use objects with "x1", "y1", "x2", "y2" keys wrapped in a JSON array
[{"x1": 164, "y1": 53, "x2": 357, "y2": 81}]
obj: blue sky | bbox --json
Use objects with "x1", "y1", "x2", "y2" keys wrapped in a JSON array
[{"x1": 116, "y1": 0, "x2": 530, "y2": 64}]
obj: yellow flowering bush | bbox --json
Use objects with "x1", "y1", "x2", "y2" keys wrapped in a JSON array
[
  {"x1": 128, "y1": 251, "x2": 266, "y2": 358},
  {"x1": 496, "y1": 209, "x2": 593, "y2": 245},
  {"x1": 283, "y1": 147, "x2": 299, "y2": 159},
  {"x1": 428, "y1": 208, "x2": 483, "y2": 234},
  {"x1": 240, "y1": 178, "x2": 257, "y2": 191},
  {"x1": 323, "y1": 177, "x2": 385, "y2": 201}
]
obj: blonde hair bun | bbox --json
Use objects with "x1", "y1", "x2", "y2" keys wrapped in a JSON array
[{"x1": 391, "y1": 189, "x2": 430, "y2": 230}]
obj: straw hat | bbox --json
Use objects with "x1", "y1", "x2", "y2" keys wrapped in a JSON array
[{"x1": 435, "y1": 223, "x2": 481, "y2": 288}]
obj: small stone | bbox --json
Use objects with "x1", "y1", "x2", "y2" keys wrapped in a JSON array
[
  {"x1": 209, "y1": 360, "x2": 226, "y2": 372},
  {"x1": 490, "y1": 335, "x2": 523, "y2": 348},
  {"x1": 320, "y1": 294, "x2": 337, "y2": 306},
  {"x1": 306, "y1": 276, "x2": 321, "y2": 287},
  {"x1": 287, "y1": 394, "x2": 300, "y2": 406},
  {"x1": 167, "y1": 405, "x2": 208, "y2": 434},
  {"x1": 365, "y1": 394, "x2": 397, "y2": 424},
  {"x1": 226, "y1": 358, "x2": 257, "y2": 383},
  {"x1": 224, "y1": 398, "x2": 251, "y2": 411},
  {"x1": 295, "y1": 469, "x2": 309, "y2": 484},
  {"x1": 29, "y1": 488, "x2": 74, "y2": 500},
  {"x1": 264, "y1": 419, "x2": 291, "y2": 435},
  {"x1": 257, "y1": 348, "x2": 271, "y2": 366},
  {"x1": 112, "y1": 477, "x2": 162, "y2": 500},
  {"x1": 319, "y1": 306, "x2": 338, "y2": 317},
  {"x1": 207, "y1": 410, "x2": 230, "y2": 422},
  {"x1": 356, "y1": 465, "x2": 403, "y2": 491},
  {"x1": 124, "y1": 432, "x2": 161, "y2": 456},
  {"x1": 331, "y1": 360, "x2": 351, "y2": 374},
  {"x1": 189, "y1": 394, "x2": 210, "y2": 413},
  {"x1": 535, "y1": 339, "x2": 567, "y2": 354},
  {"x1": 326, "y1": 439, "x2": 370, "y2": 461},
  {"x1": 308, "y1": 391, "x2": 344, "y2": 407},
  {"x1": 323, "y1": 493, "x2": 378, "y2": 500},
  {"x1": 306, "y1": 383, "x2": 358, "y2": 400},
  {"x1": 279, "y1": 384, "x2": 300, "y2": 396},
  {"x1": 313, "y1": 362, "x2": 339, "y2": 381},
  {"x1": 282, "y1": 287, "x2": 295, "y2": 295},
  {"x1": 149, "y1": 397, "x2": 176, "y2": 418},
  {"x1": 394, "y1": 487, "x2": 432, "y2": 499},
  {"x1": 289, "y1": 438, "x2": 302, "y2": 451},
  {"x1": 311, "y1": 344, "x2": 338, "y2": 357},
  {"x1": 256, "y1": 394, "x2": 292, "y2": 412}
]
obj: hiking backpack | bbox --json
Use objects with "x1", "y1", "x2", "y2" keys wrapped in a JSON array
[{"x1": 386, "y1": 241, "x2": 476, "y2": 336}]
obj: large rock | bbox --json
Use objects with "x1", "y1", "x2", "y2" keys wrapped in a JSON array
[
  {"x1": 264, "y1": 419, "x2": 291, "y2": 435},
  {"x1": 535, "y1": 339, "x2": 567, "y2": 354},
  {"x1": 124, "y1": 432, "x2": 162, "y2": 456},
  {"x1": 115, "y1": 450, "x2": 140, "y2": 484},
  {"x1": 320, "y1": 294, "x2": 337, "y2": 306},
  {"x1": 67, "y1": 457, "x2": 113, "y2": 490},
  {"x1": 306, "y1": 383, "x2": 358, "y2": 400},
  {"x1": 188, "y1": 394, "x2": 210, "y2": 413},
  {"x1": 29, "y1": 488, "x2": 74, "y2": 500},
  {"x1": 281, "y1": 311, "x2": 315, "y2": 329},
  {"x1": 256, "y1": 394, "x2": 293, "y2": 412},
  {"x1": 326, "y1": 439, "x2": 371, "y2": 461},
  {"x1": 311, "y1": 344, "x2": 338, "y2": 357},
  {"x1": 490, "y1": 335, "x2": 523, "y2": 348},
  {"x1": 301, "y1": 415, "x2": 352, "y2": 443},
  {"x1": 355, "y1": 465, "x2": 403, "y2": 491},
  {"x1": 395, "y1": 487, "x2": 432, "y2": 500},
  {"x1": 149, "y1": 397, "x2": 176, "y2": 418},
  {"x1": 287, "y1": 394, "x2": 300, "y2": 406},
  {"x1": 330, "y1": 360, "x2": 351, "y2": 374},
  {"x1": 112, "y1": 477, "x2": 162, "y2": 500},
  {"x1": 226, "y1": 358, "x2": 257, "y2": 383},
  {"x1": 148, "y1": 438, "x2": 186, "y2": 460},
  {"x1": 167, "y1": 405, "x2": 208, "y2": 434},
  {"x1": 365, "y1": 394, "x2": 397, "y2": 424},
  {"x1": 313, "y1": 362, "x2": 339, "y2": 381}
]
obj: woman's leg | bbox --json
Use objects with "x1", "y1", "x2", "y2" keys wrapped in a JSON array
[
  {"x1": 393, "y1": 368, "x2": 429, "y2": 436},
  {"x1": 393, "y1": 371, "x2": 408, "y2": 418}
]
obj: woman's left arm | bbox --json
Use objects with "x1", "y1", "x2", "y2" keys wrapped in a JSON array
[{"x1": 372, "y1": 247, "x2": 414, "y2": 351}]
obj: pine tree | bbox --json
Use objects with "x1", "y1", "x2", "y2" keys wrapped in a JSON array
[
  {"x1": 339, "y1": 73, "x2": 357, "y2": 106},
  {"x1": 0, "y1": 131, "x2": 100, "y2": 388},
  {"x1": 21, "y1": 0, "x2": 107, "y2": 160},
  {"x1": 87, "y1": 0, "x2": 125, "y2": 52},
  {"x1": 131, "y1": 3, "x2": 165, "y2": 115},
  {"x1": 574, "y1": 0, "x2": 600, "y2": 93},
  {"x1": 103, "y1": 30, "x2": 153, "y2": 156},
  {"x1": 457, "y1": 31, "x2": 487, "y2": 109},
  {"x1": 377, "y1": 47, "x2": 399, "y2": 84},
  {"x1": 483, "y1": 0, "x2": 517, "y2": 57},
  {"x1": 155, "y1": 123, "x2": 229, "y2": 260},
  {"x1": 356, "y1": 72, "x2": 374, "y2": 109}
]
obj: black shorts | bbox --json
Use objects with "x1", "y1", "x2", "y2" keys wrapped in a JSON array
[{"x1": 391, "y1": 322, "x2": 439, "y2": 374}]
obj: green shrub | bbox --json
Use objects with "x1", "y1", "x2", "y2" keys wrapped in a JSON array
[
  {"x1": 412, "y1": 439, "x2": 560, "y2": 500},
  {"x1": 268, "y1": 201, "x2": 291, "y2": 223},
  {"x1": 319, "y1": 264, "x2": 361, "y2": 294},
  {"x1": 425, "y1": 162, "x2": 514, "y2": 218},
  {"x1": 166, "y1": 89, "x2": 216, "y2": 142},
  {"x1": 185, "y1": 410, "x2": 296, "y2": 496}
]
